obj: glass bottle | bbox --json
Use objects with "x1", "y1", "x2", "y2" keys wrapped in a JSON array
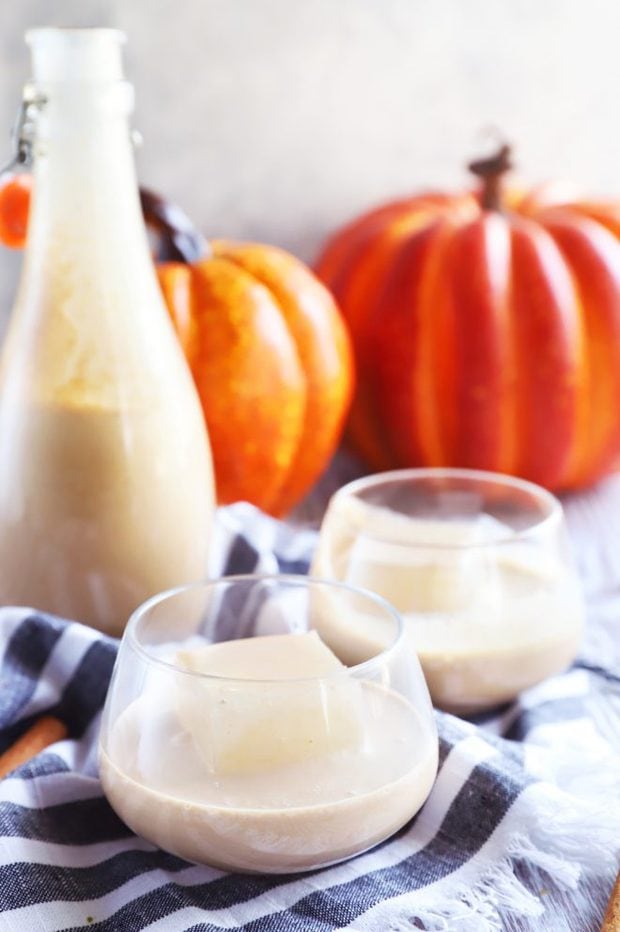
[{"x1": 0, "y1": 28, "x2": 215, "y2": 636}]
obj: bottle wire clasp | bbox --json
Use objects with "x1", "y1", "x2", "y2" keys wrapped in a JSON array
[{"x1": 0, "y1": 87, "x2": 47, "y2": 176}]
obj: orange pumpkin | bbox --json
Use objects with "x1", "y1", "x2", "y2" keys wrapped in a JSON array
[
  {"x1": 0, "y1": 179, "x2": 354, "y2": 516},
  {"x1": 315, "y1": 145, "x2": 620, "y2": 491},
  {"x1": 142, "y1": 191, "x2": 354, "y2": 516}
]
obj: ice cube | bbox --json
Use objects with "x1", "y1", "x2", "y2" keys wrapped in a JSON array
[{"x1": 174, "y1": 631, "x2": 364, "y2": 775}]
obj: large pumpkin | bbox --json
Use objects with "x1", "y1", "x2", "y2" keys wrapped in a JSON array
[
  {"x1": 142, "y1": 192, "x2": 354, "y2": 516},
  {"x1": 315, "y1": 145, "x2": 620, "y2": 491}
]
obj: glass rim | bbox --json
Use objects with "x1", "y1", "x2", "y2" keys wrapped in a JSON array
[
  {"x1": 329, "y1": 467, "x2": 563, "y2": 549},
  {"x1": 125, "y1": 573, "x2": 405, "y2": 684}
]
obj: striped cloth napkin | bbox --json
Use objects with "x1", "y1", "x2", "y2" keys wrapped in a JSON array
[{"x1": 0, "y1": 502, "x2": 619, "y2": 932}]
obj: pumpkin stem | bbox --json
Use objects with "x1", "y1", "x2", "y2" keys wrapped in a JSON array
[
  {"x1": 139, "y1": 187, "x2": 211, "y2": 263},
  {"x1": 468, "y1": 143, "x2": 513, "y2": 211}
]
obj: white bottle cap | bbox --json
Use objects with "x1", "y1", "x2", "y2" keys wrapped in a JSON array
[{"x1": 25, "y1": 28, "x2": 126, "y2": 84}]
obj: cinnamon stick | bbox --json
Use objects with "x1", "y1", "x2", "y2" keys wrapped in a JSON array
[
  {"x1": 0, "y1": 716, "x2": 67, "y2": 778},
  {"x1": 602, "y1": 871, "x2": 620, "y2": 931}
]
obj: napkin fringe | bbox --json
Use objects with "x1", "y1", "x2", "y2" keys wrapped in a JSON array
[
  {"x1": 363, "y1": 777, "x2": 620, "y2": 931},
  {"x1": 400, "y1": 859, "x2": 543, "y2": 931}
]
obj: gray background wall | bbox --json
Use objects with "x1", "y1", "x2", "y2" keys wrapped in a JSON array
[{"x1": 1, "y1": 0, "x2": 620, "y2": 323}]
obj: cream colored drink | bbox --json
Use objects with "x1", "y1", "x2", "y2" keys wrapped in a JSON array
[
  {"x1": 0, "y1": 399, "x2": 211, "y2": 634},
  {"x1": 312, "y1": 495, "x2": 583, "y2": 712},
  {"x1": 0, "y1": 29, "x2": 214, "y2": 633},
  {"x1": 99, "y1": 632, "x2": 438, "y2": 873}
]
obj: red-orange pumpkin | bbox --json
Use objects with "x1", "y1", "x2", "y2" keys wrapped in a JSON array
[{"x1": 315, "y1": 146, "x2": 620, "y2": 491}]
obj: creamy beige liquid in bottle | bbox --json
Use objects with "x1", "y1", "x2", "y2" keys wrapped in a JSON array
[{"x1": 0, "y1": 29, "x2": 214, "y2": 635}]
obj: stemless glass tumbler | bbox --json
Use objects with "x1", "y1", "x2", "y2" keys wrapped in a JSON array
[
  {"x1": 99, "y1": 575, "x2": 438, "y2": 874},
  {"x1": 312, "y1": 468, "x2": 584, "y2": 713}
]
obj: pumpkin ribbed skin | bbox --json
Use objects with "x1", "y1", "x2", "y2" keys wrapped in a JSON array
[
  {"x1": 158, "y1": 242, "x2": 354, "y2": 516},
  {"x1": 316, "y1": 189, "x2": 620, "y2": 491}
]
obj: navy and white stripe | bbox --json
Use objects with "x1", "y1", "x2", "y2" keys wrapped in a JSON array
[{"x1": 0, "y1": 502, "x2": 618, "y2": 932}]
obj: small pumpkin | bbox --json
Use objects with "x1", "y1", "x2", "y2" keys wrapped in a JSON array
[
  {"x1": 0, "y1": 177, "x2": 354, "y2": 516},
  {"x1": 141, "y1": 191, "x2": 354, "y2": 515},
  {"x1": 315, "y1": 145, "x2": 620, "y2": 491}
]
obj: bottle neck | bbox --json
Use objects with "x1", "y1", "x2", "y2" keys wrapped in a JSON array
[
  {"x1": 8, "y1": 77, "x2": 173, "y2": 410},
  {"x1": 26, "y1": 81, "x2": 150, "y2": 271},
  {"x1": 2, "y1": 29, "x2": 192, "y2": 414}
]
